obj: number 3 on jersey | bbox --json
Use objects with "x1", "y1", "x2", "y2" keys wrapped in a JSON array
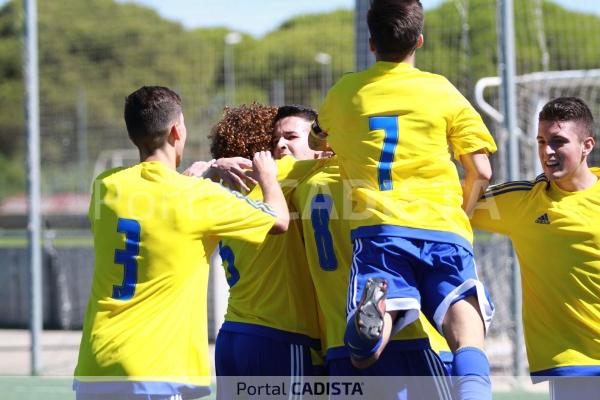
[
  {"x1": 113, "y1": 218, "x2": 140, "y2": 300},
  {"x1": 311, "y1": 194, "x2": 337, "y2": 271},
  {"x1": 370, "y1": 116, "x2": 399, "y2": 191}
]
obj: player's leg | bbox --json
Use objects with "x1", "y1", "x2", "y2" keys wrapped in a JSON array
[
  {"x1": 443, "y1": 296, "x2": 490, "y2": 400},
  {"x1": 344, "y1": 237, "x2": 421, "y2": 368},
  {"x1": 419, "y1": 241, "x2": 494, "y2": 400}
]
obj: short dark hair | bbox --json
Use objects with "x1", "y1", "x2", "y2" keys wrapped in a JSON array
[
  {"x1": 539, "y1": 97, "x2": 594, "y2": 139},
  {"x1": 124, "y1": 86, "x2": 182, "y2": 153},
  {"x1": 209, "y1": 103, "x2": 278, "y2": 159},
  {"x1": 274, "y1": 104, "x2": 317, "y2": 124},
  {"x1": 367, "y1": 0, "x2": 423, "y2": 60}
]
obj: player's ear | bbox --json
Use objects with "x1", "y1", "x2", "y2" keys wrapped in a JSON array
[
  {"x1": 166, "y1": 123, "x2": 181, "y2": 146},
  {"x1": 368, "y1": 37, "x2": 376, "y2": 53},
  {"x1": 416, "y1": 34, "x2": 424, "y2": 49},
  {"x1": 170, "y1": 123, "x2": 182, "y2": 141},
  {"x1": 582, "y1": 136, "x2": 595, "y2": 157}
]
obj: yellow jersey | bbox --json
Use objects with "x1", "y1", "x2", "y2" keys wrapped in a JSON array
[
  {"x1": 292, "y1": 156, "x2": 450, "y2": 360},
  {"x1": 75, "y1": 162, "x2": 276, "y2": 395},
  {"x1": 318, "y1": 62, "x2": 496, "y2": 246},
  {"x1": 219, "y1": 156, "x2": 322, "y2": 347},
  {"x1": 471, "y1": 170, "x2": 600, "y2": 375}
]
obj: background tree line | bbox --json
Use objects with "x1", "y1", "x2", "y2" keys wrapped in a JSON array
[{"x1": 0, "y1": 0, "x2": 598, "y2": 199}]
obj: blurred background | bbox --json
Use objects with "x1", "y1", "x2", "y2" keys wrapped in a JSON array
[{"x1": 0, "y1": 0, "x2": 599, "y2": 380}]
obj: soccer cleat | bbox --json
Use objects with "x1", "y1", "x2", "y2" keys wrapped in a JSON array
[{"x1": 354, "y1": 277, "x2": 387, "y2": 341}]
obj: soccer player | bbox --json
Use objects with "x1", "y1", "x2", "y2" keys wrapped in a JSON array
[
  {"x1": 471, "y1": 97, "x2": 600, "y2": 398},
  {"x1": 205, "y1": 104, "x2": 322, "y2": 399},
  {"x1": 74, "y1": 87, "x2": 288, "y2": 400},
  {"x1": 281, "y1": 105, "x2": 453, "y2": 399},
  {"x1": 310, "y1": 1, "x2": 497, "y2": 399}
]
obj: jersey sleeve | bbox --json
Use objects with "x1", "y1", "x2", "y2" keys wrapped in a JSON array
[
  {"x1": 447, "y1": 90, "x2": 497, "y2": 159},
  {"x1": 276, "y1": 156, "x2": 324, "y2": 196},
  {"x1": 87, "y1": 167, "x2": 125, "y2": 225},
  {"x1": 191, "y1": 179, "x2": 276, "y2": 244},
  {"x1": 470, "y1": 183, "x2": 526, "y2": 235},
  {"x1": 316, "y1": 78, "x2": 343, "y2": 137}
]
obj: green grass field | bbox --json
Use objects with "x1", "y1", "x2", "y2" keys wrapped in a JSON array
[{"x1": 0, "y1": 230, "x2": 92, "y2": 248}]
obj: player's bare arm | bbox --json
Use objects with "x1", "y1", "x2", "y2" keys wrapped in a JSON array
[
  {"x1": 184, "y1": 157, "x2": 258, "y2": 193},
  {"x1": 460, "y1": 149, "x2": 492, "y2": 216},
  {"x1": 252, "y1": 150, "x2": 290, "y2": 233},
  {"x1": 182, "y1": 159, "x2": 216, "y2": 178},
  {"x1": 208, "y1": 157, "x2": 257, "y2": 192}
]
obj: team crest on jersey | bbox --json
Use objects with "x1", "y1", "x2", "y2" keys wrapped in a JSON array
[{"x1": 534, "y1": 213, "x2": 550, "y2": 224}]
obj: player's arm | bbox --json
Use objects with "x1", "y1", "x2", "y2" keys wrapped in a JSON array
[
  {"x1": 183, "y1": 159, "x2": 216, "y2": 178},
  {"x1": 459, "y1": 150, "x2": 492, "y2": 216},
  {"x1": 185, "y1": 157, "x2": 256, "y2": 193},
  {"x1": 252, "y1": 151, "x2": 289, "y2": 234}
]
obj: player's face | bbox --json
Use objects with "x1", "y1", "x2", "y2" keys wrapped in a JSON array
[
  {"x1": 537, "y1": 120, "x2": 593, "y2": 186},
  {"x1": 273, "y1": 116, "x2": 319, "y2": 160},
  {"x1": 174, "y1": 113, "x2": 187, "y2": 167}
]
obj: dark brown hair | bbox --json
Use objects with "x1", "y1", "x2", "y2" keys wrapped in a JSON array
[
  {"x1": 274, "y1": 104, "x2": 317, "y2": 124},
  {"x1": 367, "y1": 0, "x2": 424, "y2": 60},
  {"x1": 124, "y1": 86, "x2": 182, "y2": 153},
  {"x1": 539, "y1": 97, "x2": 595, "y2": 139}
]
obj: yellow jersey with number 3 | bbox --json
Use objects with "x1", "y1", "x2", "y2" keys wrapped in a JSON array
[
  {"x1": 318, "y1": 62, "x2": 496, "y2": 245},
  {"x1": 75, "y1": 161, "x2": 276, "y2": 395}
]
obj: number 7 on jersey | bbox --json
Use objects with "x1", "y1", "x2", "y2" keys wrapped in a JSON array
[{"x1": 370, "y1": 116, "x2": 399, "y2": 191}]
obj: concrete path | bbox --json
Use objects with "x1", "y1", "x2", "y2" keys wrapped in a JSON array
[
  {"x1": 0, "y1": 329, "x2": 80, "y2": 376},
  {"x1": 0, "y1": 330, "x2": 216, "y2": 376}
]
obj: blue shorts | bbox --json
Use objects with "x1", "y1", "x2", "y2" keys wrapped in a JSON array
[
  {"x1": 73, "y1": 381, "x2": 210, "y2": 400},
  {"x1": 77, "y1": 395, "x2": 184, "y2": 400},
  {"x1": 216, "y1": 329, "x2": 315, "y2": 376},
  {"x1": 327, "y1": 348, "x2": 452, "y2": 400},
  {"x1": 347, "y1": 229, "x2": 494, "y2": 335},
  {"x1": 216, "y1": 330, "x2": 317, "y2": 399}
]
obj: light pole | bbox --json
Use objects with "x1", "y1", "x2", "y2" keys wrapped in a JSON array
[
  {"x1": 23, "y1": 0, "x2": 42, "y2": 376},
  {"x1": 224, "y1": 32, "x2": 241, "y2": 106},
  {"x1": 315, "y1": 52, "x2": 332, "y2": 101}
]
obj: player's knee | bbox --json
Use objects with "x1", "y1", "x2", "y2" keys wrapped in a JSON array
[{"x1": 443, "y1": 297, "x2": 486, "y2": 351}]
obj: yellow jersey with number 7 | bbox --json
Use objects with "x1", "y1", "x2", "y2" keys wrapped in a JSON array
[{"x1": 317, "y1": 62, "x2": 496, "y2": 245}]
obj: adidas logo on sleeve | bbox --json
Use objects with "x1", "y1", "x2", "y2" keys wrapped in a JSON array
[{"x1": 534, "y1": 213, "x2": 550, "y2": 224}]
